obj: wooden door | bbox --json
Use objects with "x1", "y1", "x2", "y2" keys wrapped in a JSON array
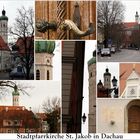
[
  {"x1": 128, "y1": 105, "x2": 140, "y2": 133},
  {"x1": 35, "y1": 1, "x2": 96, "y2": 40}
]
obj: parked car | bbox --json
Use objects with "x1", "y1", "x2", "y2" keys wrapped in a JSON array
[
  {"x1": 111, "y1": 47, "x2": 116, "y2": 53},
  {"x1": 128, "y1": 44, "x2": 139, "y2": 50},
  {"x1": 101, "y1": 48, "x2": 111, "y2": 57},
  {"x1": 97, "y1": 48, "x2": 101, "y2": 55},
  {"x1": 9, "y1": 66, "x2": 25, "y2": 79}
]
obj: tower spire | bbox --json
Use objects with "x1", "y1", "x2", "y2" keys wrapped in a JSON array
[
  {"x1": 135, "y1": 11, "x2": 139, "y2": 23},
  {"x1": 12, "y1": 85, "x2": 20, "y2": 106},
  {"x1": 133, "y1": 64, "x2": 136, "y2": 71}
]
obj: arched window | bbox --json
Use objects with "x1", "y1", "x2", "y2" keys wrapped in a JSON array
[
  {"x1": 47, "y1": 70, "x2": 50, "y2": 80},
  {"x1": 36, "y1": 70, "x2": 40, "y2": 80}
]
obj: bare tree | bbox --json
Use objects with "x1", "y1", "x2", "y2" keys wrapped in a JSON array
[
  {"x1": 0, "y1": 81, "x2": 31, "y2": 99},
  {"x1": 10, "y1": 6, "x2": 34, "y2": 79},
  {"x1": 42, "y1": 97, "x2": 60, "y2": 113},
  {"x1": 42, "y1": 97, "x2": 60, "y2": 133},
  {"x1": 98, "y1": 0, "x2": 125, "y2": 47},
  {"x1": 131, "y1": 28, "x2": 140, "y2": 49}
]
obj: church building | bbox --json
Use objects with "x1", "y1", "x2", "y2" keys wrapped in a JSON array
[
  {"x1": 97, "y1": 64, "x2": 140, "y2": 133},
  {"x1": 35, "y1": 41, "x2": 55, "y2": 80},
  {"x1": 0, "y1": 9, "x2": 11, "y2": 71},
  {"x1": 0, "y1": 86, "x2": 40, "y2": 133}
]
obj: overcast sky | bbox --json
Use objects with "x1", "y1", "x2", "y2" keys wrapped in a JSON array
[
  {"x1": 0, "y1": 0, "x2": 34, "y2": 42},
  {"x1": 53, "y1": 41, "x2": 61, "y2": 81},
  {"x1": 122, "y1": 0, "x2": 140, "y2": 22},
  {"x1": 97, "y1": 62, "x2": 119, "y2": 88},
  {"x1": 82, "y1": 40, "x2": 96, "y2": 133},
  {"x1": 0, "y1": 81, "x2": 60, "y2": 113}
]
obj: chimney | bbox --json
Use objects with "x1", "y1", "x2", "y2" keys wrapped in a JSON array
[
  {"x1": 22, "y1": 107, "x2": 25, "y2": 111},
  {"x1": 5, "y1": 107, "x2": 8, "y2": 112},
  {"x1": 29, "y1": 107, "x2": 32, "y2": 111}
]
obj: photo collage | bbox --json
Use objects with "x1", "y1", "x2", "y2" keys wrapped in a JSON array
[{"x1": 0, "y1": 0, "x2": 140, "y2": 135}]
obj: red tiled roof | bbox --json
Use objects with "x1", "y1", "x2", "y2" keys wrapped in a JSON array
[
  {"x1": 0, "y1": 36, "x2": 10, "y2": 51},
  {"x1": 0, "y1": 106, "x2": 39, "y2": 128},
  {"x1": 16, "y1": 37, "x2": 34, "y2": 54},
  {"x1": 120, "y1": 64, "x2": 140, "y2": 95},
  {"x1": 0, "y1": 106, "x2": 25, "y2": 111},
  {"x1": 123, "y1": 22, "x2": 138, "y2": 29}
]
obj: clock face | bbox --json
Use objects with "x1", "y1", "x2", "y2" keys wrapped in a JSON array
[{"x1": 46, "y1": 58, "x2": 50, "y2": 65}]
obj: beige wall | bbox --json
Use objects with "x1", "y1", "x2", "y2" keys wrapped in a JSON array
[
  {"x1": 35, "y1": 53, "x2": 53, "y2": 80},
  {"x1": 97, "y1": 98, "x2": 136, "y2": 133},
  {"x1": 88, "y1": 63, "x2": 96, "y2": 132},
  {"x1": 0, "y1": 50, "x2": 11, "y2": 71}
]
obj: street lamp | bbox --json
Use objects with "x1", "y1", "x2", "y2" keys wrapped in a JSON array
[
  {"x1": 82, "y1": 113, "x2": 87, "y2": 124},
  {"x1": 111, "y1": 76, "x2": 118, "y2": 98},
  {"x1": 112, "y1": 76, "x2": 117, "y2": 87}
]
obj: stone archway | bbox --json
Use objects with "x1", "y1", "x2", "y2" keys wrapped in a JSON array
[{"x1": 125, "y1": 100, "x2": 140, "y2": 133}]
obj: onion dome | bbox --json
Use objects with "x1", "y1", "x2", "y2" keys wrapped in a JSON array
[
  {"x1": 0, "y1": 9, "x2": 8, "y2": 21},
  {"x1": 12, "y1": 86, "x2": 19, "y2": 96},
  {"x1": 88, "y1": 50, "x2": 96, "y2": 65},
  {"x1": 97, "y1": 80, "x2": 103, "y2": 86},
  {"x1": 104, "y1": 68, "x2": 111, "y2": 76},
  {"x1": 35, "y1": 41, "x2": 55, "y2": 53}
]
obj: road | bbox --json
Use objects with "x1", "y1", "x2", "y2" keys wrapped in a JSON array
[
  {"x1": 0, "y1": 72, "x2": 10, "y2": 80},
  {"x1": 98, "y1": 49, "x2": 140, "y2": 62}
]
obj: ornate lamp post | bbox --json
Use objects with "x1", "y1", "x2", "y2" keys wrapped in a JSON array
[
  {"x1": 111, "y1": 76, "x2": 118, "y2": 98},
  {"x1": 82, "y1": 113, "x2": 87, "y2": 124}
]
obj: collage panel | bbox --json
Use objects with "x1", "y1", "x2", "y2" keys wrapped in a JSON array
[
  {"x1": 96, "y1": 0, "x2": 140, "y2": 135},
  {"x1": 62, "y1": 40, "x2": 96, "y2": 133},
  {"x1": 0, "y1": 1, "x2": 34, "y2": 80},
  {"x1": 0, "y1": 80, "x2": 61, "y2": 133},
  {"x1": 35, "y1": 40, "x2": 61, "y2": 81},
  {"x1": 1, "y1": 0, "x2": 140, "y2": 137},
  {"x1": 120, "y1": 63, "x2": 140, "y2": 98},
  {"x1": 97, "y1": 0, "x2": 140, "y2": 62},
  {"x1": 0, "y1": 0, "x2": 62, "y2": 134},
  {"x1": 97, "y1": 62, "x2": 140, "y2": 133},
  {"x1": 35, "y1": 1, "x2": 96, "y2": 40},
  {"x1": 97, "y1": 63, "x2": 119, "y2": 98}
]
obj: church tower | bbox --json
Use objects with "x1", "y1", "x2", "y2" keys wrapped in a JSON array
[
  {"x1": 104, "y1": 68, "x2": 111, "y2": 89},
  {"x1": 0, "y1": 9, "x2": 8, "y2": 44},
  {"x1": 12, "y1": 85, "x2": 19, "y2": 106},
  {"x1": 88, "y1": 50, "x2": 96, "y2": 133},
  {"x1": 35, "y1": 41, "x2": 55, "y2": 80},
  {"x1": 135, "y1": 11, "x2": 139, "y2": 23}
]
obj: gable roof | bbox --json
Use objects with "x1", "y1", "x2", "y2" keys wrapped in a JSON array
[
  {"x1": 15, "y1": 36, "x2": 34, "y2": 54},
  {"x1": 123, "y1": 22, "x2": 138, "y2": 29},
  {"x1": 127, "y1": 69, "x2": 140, "y2": 81},
  {"x1": 0, "y1": 36, "x2": 10, "y2": 51}
]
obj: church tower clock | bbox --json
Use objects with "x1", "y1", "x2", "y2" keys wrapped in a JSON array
[{"x1": 0, "y1": 9, "x2": 8, "y2": 44}]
